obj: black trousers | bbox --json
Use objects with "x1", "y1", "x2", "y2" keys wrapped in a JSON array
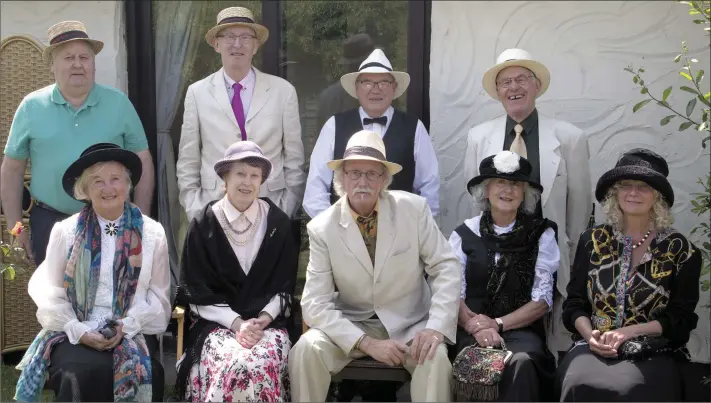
[
  {"x1": 29, "y1": 203, "x2": 69, "y2": 266},
  {"x1": 48, "y1": 335, "x2": 164, "y2": 402}
]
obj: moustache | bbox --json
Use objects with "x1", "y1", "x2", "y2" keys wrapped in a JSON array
[{"x1": 353, "y1": 187, "x2": 373, "y2": 194}]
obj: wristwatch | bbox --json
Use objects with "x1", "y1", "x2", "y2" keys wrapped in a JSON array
[{"x1": 495, "y1": 318, "x2": 504, "y2": 333}]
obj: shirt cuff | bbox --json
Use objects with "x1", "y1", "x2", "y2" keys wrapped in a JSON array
[
  {"x1": 121, "y1": 317, "x2": 140, "y2": 339},
  {"x1": 64, "y1": 319, "x2": 94, "y2": 345},
  {"x1": 261, "y1": 295, "x2": 288, "y2": 320}
]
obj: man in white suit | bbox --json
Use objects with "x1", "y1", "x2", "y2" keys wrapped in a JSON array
[
  {"x1": 289, "y1": 130, "x2": 461, "y2": 402},
  {"x1": 176, "y1": 7, "x2": 305, "y2": 222},
  {"x1": 464, "y1": 49, "x2": 592, "y2": 358}
]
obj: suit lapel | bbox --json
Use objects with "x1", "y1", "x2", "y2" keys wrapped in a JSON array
[
  {"x1": 373, "y1": 195, "x2": 395, "y2": 282},
  {"x1": 246, "y1": 67, "x2": 271, "y2": 123},
  {"x1": 337, "y1": 197, "x2": 374, "y2": 276},
  {"x1": 538, "y1": 116, "x2": 561, "y2": 206},
  {"x1": 209, "y1": 68, "x2": 239, "y2": 128},
  {"x1": 483, "y1": 116, "x2": 507, "y2": 158}
]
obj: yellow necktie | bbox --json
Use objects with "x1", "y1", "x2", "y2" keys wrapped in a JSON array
[{"x1": 510, "y1": 123, "x2": 527, "y2": 158}]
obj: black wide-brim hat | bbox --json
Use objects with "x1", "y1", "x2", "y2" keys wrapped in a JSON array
[
  {"x1": 467, "y1": 151, "x2": 543, "y2": 194},
  {"x1": 62, "y1": 143, "x2": 143, "y2": 200},
  {"x1": 595, "y1": 148, "x2": 674, "y2": 206}
]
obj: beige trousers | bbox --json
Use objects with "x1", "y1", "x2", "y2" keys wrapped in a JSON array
[{"x1": 288, "y1": 319, "x2": 452, "y2": 402}]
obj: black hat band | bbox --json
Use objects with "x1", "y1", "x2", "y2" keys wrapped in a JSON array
[
  {"x1": 218, "y1": 16, "x2": 255, "y2": 25},
  {"x1": 50, "y1": 30, "x2": 89, "y2": 45},
  {"x1": 343, "y1": 146, "x2": 386, "y2": 161}
]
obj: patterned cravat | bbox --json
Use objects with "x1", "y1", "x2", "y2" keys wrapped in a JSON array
[
  {"x1": 356, "y1": 212, "x2": 378, "y2": 265},
  {"x1": 510, "y1": 123, "x2": 527, "y2": 158},
  {"x1": 231, "y1": 82, "x2": 247, "y2": 141}
]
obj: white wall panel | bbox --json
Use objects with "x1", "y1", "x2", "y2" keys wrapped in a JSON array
[{"x1": 431, "y1": 0, "x2": 710, "y2": 362}]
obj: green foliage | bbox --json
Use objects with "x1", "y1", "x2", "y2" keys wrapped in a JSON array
[{"x1": 624, "y1": 1, "x2": 711, "y2": 297}]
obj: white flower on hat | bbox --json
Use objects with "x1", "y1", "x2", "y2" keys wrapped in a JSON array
[{"x1": 493, "y1": 151, "x2": 521, "y2": 174}]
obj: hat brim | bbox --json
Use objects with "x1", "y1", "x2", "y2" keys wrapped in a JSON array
[
  {"x1": 482, "y1": 59, "x2": 550, "y2": 100},
  {"x1": 43, "y1": 38, "x2": 104, "y2": 63},
  {"x1": 205, "y1": 23, "x2": 269, "y2": 46},
  {"x1": 595, "y1": 166, "x2": 674, "y2": 206},
  {"x1": 327, "y1": 156, "x2": 402, "y2": 175},
  {"x1": 341, "y1": 69, "x2": 410, "y2": 100},
  {"x1": 62, "y1": 148, "x2": 142, "y2": 201},
  {"x1": 467, "y1": 173, "x2": 543, "y2": 195},
  {"x1": 213, "y1": 152, "x2": 273, "y2": 184}
]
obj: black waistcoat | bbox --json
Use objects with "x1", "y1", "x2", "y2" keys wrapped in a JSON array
[{"x1": 330, "y1": 108, "x2": 418, "y2": 204}]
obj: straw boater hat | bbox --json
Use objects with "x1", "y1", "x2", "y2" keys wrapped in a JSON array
[
  {"x1": 205, "y1": 7, "x2": 269, "y2": 47},
  {"x1": 327, "y1": 130, "x2": 402, "y2": 175},
  {"x1": 42, "y1": 21, "x2": 104, "y2": 63},
  {"x1": 63, "y1": 143, "x2": 142, "y2": 201},
  {"x1": 595, "y1": 148, "x2": 674, "y2": 206},
  {"x1": 482, "y1": 48, "x2": 550, "y2": 100},
  {"x1": 340, "y1": 49, "x2": 410, "y2": 100}
]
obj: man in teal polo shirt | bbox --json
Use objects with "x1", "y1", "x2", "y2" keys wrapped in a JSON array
[{"x1": 0, "y1": 21, "x2": 154, "y2": 265}]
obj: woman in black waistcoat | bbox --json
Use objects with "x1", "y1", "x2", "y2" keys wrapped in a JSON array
[{"x1": 448, "y1": 150, "x2": 558, "y2": 401}]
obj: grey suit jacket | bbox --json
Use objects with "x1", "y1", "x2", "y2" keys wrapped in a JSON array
[
  {"x1": 301, "y1": 190, "x2": 461, "y2": 355},
  {"x1": 176, "y1": 67, "x2": 305, "y2": 220}
]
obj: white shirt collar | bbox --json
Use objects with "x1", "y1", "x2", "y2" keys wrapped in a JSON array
[
  {"x1": 220, "y1": 196, "x2": 260, "y2": 225},
  {"x1": 224, "y1": 67, "x2": 256, "y2": 91}
]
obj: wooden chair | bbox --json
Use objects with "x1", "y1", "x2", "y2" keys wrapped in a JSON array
[
  {"x1": 0, "y1": 34, "x2": 55, "y2": 355},
  {"x1": 301, "y1": 322, "x2": 411, "y2": 384}
]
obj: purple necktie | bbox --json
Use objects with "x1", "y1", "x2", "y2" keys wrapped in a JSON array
[{"x1": 231, "y1": 82, "x2": 247, "y2": 141}]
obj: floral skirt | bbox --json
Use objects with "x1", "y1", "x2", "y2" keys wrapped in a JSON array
[{"x1": 186, "y1": 327, "x2": 291, "y2": 402}]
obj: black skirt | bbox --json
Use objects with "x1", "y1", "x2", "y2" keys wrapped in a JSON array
[
  {"x1": 47, "y1": 335, "x2": 164, "y2": 402},
  {"x1": 556, "y1": 342, "x2": 682, "y2": 402},
  {"x1": 453, "y1": 328, "x2": 557, "y2": 402}
]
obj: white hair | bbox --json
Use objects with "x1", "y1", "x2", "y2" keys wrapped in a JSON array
[
  {"x1": 469, "y1": 178, "x2": 541, "y2": 214},
  {"x1": 332, "y1": 161, "x2": 393, "y2": 198},
  {"x1": 72, "y1": 162, "x2": 132, "y2": 201}
]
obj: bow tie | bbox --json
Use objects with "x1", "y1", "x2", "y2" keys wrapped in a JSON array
[{"x1": 363, "y1": 116, "x2": 387, "y2": 126}]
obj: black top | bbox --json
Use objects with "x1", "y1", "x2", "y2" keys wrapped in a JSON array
[
  {"x1": 330, "y1": 108, "x2": 418, "y2": 204},
  {"x1": 563, "y1": 224, "x2": 701, "y2": 351},
  {"x1": 503, "y1": 109, "x2": 542, "y2": 217},
  {"x1": 174, "y1": 197, "x2": 299, "y2": 397}
]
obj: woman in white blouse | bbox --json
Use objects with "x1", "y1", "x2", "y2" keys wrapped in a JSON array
[
  {"x1": 174, "y1": 141, "x2": 298, "y2": 402},
  {"x1": 15, "y1": 143, "x2": 171, "y2": 402},
  {"x1": 448, "y1": 151, "x2": 560, "y2": 402}
]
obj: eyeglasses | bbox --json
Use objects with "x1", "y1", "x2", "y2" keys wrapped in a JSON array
[
  {"x1": 344, "y1": 169, "x2": 385, "y2": 182},
  {"x1": 497, "y1": 75, "x2": 536, "y2": 89},
  {"x1": 619, "y1": 182, "x2": 653, "y2": 193},
  {"x1": 217, "y1": 34, "x2": 256, "y2": 44},
  {"x1": 357, "y1": 80, "x2": 394, "y2": 91}
]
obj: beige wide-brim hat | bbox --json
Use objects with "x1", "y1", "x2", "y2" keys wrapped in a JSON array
[
  {"x1": 327, "y1": 130, "x2": 402, "y2": 175},
  {"x1": 205, "y1": 7, "x2": 269, "y2": 47},
  {"x1": 42, "y1": 21, "x2": 104, "y2": 63},
  {"x1": 340, "y1": 49, "x2": 410, "y2": 100},
  {"x1": 482, "y1": 48, "x2": 550, "y2": 100}
]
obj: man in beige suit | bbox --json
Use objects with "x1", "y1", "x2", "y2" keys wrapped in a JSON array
[
  {"x1": 464, "y1": 48, "x2": 592, "y2": 359},
  {"x1": 289, "y1": 130, "x2": 461, "y2": 402},
  {"x1": 177, "y1": 7, "x2": 305, "y2": 221}
]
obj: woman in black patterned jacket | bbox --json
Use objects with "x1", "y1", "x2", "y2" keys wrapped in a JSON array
[{"x1": 556, "y1": 149, "x2": 702, "y2": 402}]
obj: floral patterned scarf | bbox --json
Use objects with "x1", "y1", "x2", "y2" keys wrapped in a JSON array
[{"x1": 15, "y1": 202, "x2": 152, "y2": 402}]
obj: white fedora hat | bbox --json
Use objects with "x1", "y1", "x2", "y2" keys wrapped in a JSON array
[
  {"x1": 340, "y1": 49, "x2": 410, "y2": 100},
  {"x1": 205, "y1": 7, "x2": 269, "y2": 47},
  {"x1": 327, "y1": 130, "x2": 402, "y2": 175},
  {"x1": 482, "y1": 48, "x2": 550, "y2": 100}
]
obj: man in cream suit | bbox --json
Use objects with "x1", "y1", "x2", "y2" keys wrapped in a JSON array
[
  {"x1": 177, "y1": 7, "x2": 305, "y2": 221},
  {"x1": 289, "y1": 130, "x2": 461, "y2": 402},
  {"x1": 464, "y1": 48, "x2": 592, "y2": 358}
]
